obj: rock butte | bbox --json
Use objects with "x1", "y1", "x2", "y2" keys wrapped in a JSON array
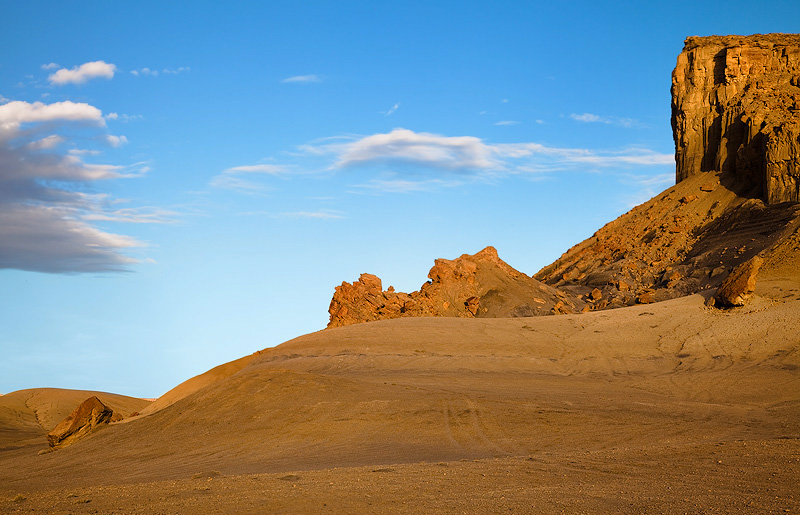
[{"x1": 329, "y1": 34, "x2": 800, "y2": 328}]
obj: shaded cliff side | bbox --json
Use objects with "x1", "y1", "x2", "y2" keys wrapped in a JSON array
[{"x1": 672, "y1": 34, "x2": 800, "y2": 203}]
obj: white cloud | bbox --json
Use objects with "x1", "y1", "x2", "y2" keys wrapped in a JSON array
[
  {"x1": 0, "y1": 100, "x2": 157, "y2": 273},
  {"x1": 302, "y1": 128, "x2": 674, "y2": 179},
  {"x1": 0, "y1": 94, "x2": 9, "y2": 104},
  {"x1": 48, "y1": 61, "x2": 117, "y2": 85},
  {"x1": 330, "y1": 128, "x2": 499, "y2": 170},
  {"x1": 281, "y1": 74, "x2": 321, "y2": 83},
  {"x1": 106, "y1": 135, "x2": 128, "y2": 147},
  {"x1": 26, "y1": 135, "x2": 64, "y2": 150},
  {"x1": 0, "y1": 100, "x2": 104, "y2": 130},
  {"x1": 494, "y1": 120, "x2": 519, "y2": 126},
  {"x1": 105, "y1": 112, "x2": 119, "y2": 120},
  {"x1": 41, "y1": 62, "x2": 60, "y2": 70}
]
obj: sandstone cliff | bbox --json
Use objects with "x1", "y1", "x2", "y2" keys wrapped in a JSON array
[
  {"x1": 672, "y1": 34, "x2": 800, "y2": 203},
  {"x1": 328, "y1": 247, "x2": 584, "y2": 328}
]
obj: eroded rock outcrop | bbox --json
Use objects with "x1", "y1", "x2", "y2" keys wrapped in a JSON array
[
  {"x1": 535, "y1": 171, "x2": 800, "y2": 309},
  {"x1": 328, "y1": 247, "x2": 584, "y2": 328},
  {"x1": 672, "y1": 34, "x2": 800, "y2": 203},
  {"x1": 47, "y1": 396, "x2": 119, "y2": 449}
]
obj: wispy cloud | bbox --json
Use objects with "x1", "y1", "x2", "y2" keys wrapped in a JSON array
[
  {"x1": 105, "y1": 112, "x2": 143, "y2": 122},
  {"x1": 281, "y1": 74, "x2": 321, "y2": 83},
  {"x1": 278, "y1": 210, "x2": 343, "y2": 220},
  {"x1": 83, "y1": 206, "x2": 176, "y2": 224},
  {"x1": 161, "y1": 66, "x2": 190, "y2": 75},
  {"x1": 41, "y1": 63, "x2": 60, "y2": 70},
  {"x1": 209, "y1": 163, "x2": 290, "y2": 193},
  {"x1": 494, "y1": 120, "x2": 519, "y2": 126},
  {"x1": 48, "y1": 61, "x2": 116, "y2": 85},
  {"x1": 328, "y1": 128, "x2": 499, "y2": 170},
  {"x1": 0, "y1": 100, "x2": 157, "y2": 273},
  {"x1": 302, "y1": 128, "x2": 673, "y2": 177},
  {"x1": 352, "y1": 178, "x2": 462, "y2": 194},
  {"x1": 570, "y1": 112, "x2": 638, "y2": 127},
  {"x1": 130, "y1": 67, "x2": 158, "y2": 77},
  {"x1": 384, "y1": 103, "x2": 400, "y2": 116},
  {"x1": 131, "y1": 66, "x2": 190, "y2": 77}
]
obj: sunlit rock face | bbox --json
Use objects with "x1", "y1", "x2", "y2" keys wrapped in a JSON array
[{"x1": 672, "y1": 34, "x2": 800, "y2": 203}]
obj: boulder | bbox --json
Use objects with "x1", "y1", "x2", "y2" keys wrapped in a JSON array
[
  {"x1": 47, "y1": 396, "x2": 115, "y2": 449},
  {"x1": 715, "y1": 255, "x2": 764, "y2": 306}
]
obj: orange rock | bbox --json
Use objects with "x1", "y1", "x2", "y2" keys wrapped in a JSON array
[
  {"x1": 47, "y1": 396, "x2": 114, "y2": 449},
  {"x1": 715, "y1": 255, "x2": 764, "y2": 306}
]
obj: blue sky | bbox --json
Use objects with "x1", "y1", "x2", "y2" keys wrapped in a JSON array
[{"x1": 2, "y1": 1, "x2": 798, "y2": 397}]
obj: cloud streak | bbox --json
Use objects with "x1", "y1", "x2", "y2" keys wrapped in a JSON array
[
  {"x1": 281, "y1": 75, "x2": 321, "y2": 83},
  {"x1": 209, "y1": 163, "x2": 290, "y2": 193},
  {"x1": 570, "y1": 112, "x2": 637, "y2": 127},
  {"x1": 48, "y1": 61, "x2": 116, "y2": 85},
  {"x1": 303, "y1": 128, "x2": 674, "y2": 176}
]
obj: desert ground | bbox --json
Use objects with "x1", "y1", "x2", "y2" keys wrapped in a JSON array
[{"x1": 1, "y1": 273, "x2": 798, "y2": 513}]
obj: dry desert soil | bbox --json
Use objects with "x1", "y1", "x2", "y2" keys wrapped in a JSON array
[{"x1": 1, "y1": 276, "x2": 799, "y2": 513}]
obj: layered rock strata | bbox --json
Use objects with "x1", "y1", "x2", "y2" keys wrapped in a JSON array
[
  {"x1": 328, "y1": 247, "x2": 583, "y2": 328},
  {"x1": 672, "y1": 34, "x2": 800, "y2": 203}
]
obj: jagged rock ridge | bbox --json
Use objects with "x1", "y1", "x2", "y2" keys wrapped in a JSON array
[
  {"x1": 672, "y1": 34, "x2": 800, "y2": 203},
  {"x1": 328, "y1": 247, "x2": 584, "y2": 328}
]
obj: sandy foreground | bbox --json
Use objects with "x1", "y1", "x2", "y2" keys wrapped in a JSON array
[{"x1": 1, "y1": 283, "x2": 798, "y2": 513}]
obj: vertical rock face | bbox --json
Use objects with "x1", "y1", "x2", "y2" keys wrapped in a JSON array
[{"x1": 672, "y1": 34, "x2": 800, "y2": 203}]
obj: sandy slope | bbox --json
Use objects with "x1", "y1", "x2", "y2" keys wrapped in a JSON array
[
  {"x1": 1, "y1": 279, "x2": 798, "y2": 512},
  {"x1": 0, "y1": 388, "x2": 150, "y2": 451}
]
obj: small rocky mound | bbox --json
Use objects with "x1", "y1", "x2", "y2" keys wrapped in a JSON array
[
  {"x1": 328, "y1": 247, "x2": 584, "y2": 328},
  {"x1": 47, "y1": 396, "x2": 120, "y2": 449}
]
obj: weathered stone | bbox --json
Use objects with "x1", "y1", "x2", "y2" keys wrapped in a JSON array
[
  {"x1": 328, "y1": 247, "x2": 584, "y2": 327},
  {"x1": 672, "y1": 34, "x2": 800, "y2": 203},
  {"x1": 637, "y1": 292, "x2": 655, "y2": 304},
  {"x1": 47, "y1": 396, "x2": 114, "y2": 449},
  {"x1": 715, "y1": 255, "x2": 764, "y2": 306}
]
